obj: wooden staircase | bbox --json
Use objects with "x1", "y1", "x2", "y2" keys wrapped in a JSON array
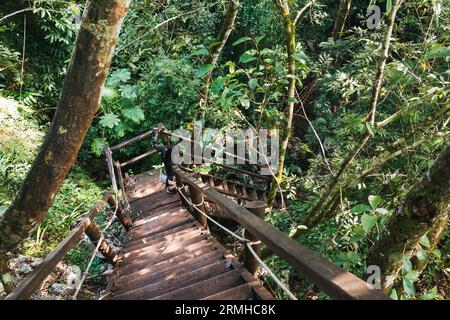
[{"x1": 106, "y1": 170, "x2": 273, "y2": 300}]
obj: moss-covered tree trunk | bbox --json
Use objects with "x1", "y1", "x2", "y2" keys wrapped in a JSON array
[
  {"x1": 332, "y1": 0, "x2": 352, "y2": 39},
  {"x1": 267, "y1": 0, "x2": 296, "y2": 206},
  {"x1": 197, "y1": 0, "x2": 240, "y2": 120},
  {"x1": 367, "y1": 142, "x2": 450, "y2": 292},
  {"x1": 0, "y1": 0, "x2": 130, "y2": 253}
]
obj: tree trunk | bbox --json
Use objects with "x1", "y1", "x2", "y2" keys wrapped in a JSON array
[
  {"x1": 294, "y1": 0, "x2": 402, "y2": 236},
  {"x1": 332, "y1": 0, "x2": 352, "y2": 39},
  {"x1": 268, "y1": 0, "x2": 296, "y2": 206},
  {"x1": 367, "y1": 142, "x2": 450, "y2": 292},
  {"x1": 0, "y1": 0, "x2": 130, "y2": 252},
  {"x1": 197, "y1": 0, "x2": 240, "y2": 120}
]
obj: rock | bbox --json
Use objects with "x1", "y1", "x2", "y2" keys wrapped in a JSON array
[
  {"x1": 66, "y1": 265, "x2": 81, "y2": 289},
  {"x1": 1, "y1": 273, "x2": 14, "y2": 291},
  {"x1": 0, "y1": 281, "x2": 5, "y2": 298},
  {"x1": 49, "y1": 283, "x2": 71, "y2": 296}
]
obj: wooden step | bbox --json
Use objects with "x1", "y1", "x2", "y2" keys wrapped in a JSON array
[
  {"x1": 150, "y1": 269, "x2": 245, "y2": 300},
  {"x1": 113, "y1": 249, "x2": 224, "y2": 288},
  {"x1": 129, "y1": 209, "x2": 189, "y2": 234},
  {"x1": 124, "y1": 226, "x2": 203, "y2": 253},
  {"x1": 121, "y1": 234, "x2": 211, "y2": 264},
  {"x1": 125, "y1": 216, "x2": 195, "y2": 242},
  {"x1": 202, "y1": 283, "x2": 254, "y2": 300},
  {"x1": 112, "y1": 260, "x2": 233, "y2": 300},
  {"x1": 114, "y1": 240, "x2": 218, "y2": 276},
  {"x1": 123, "y1": 222, "x2": 200, "y2": 251}
]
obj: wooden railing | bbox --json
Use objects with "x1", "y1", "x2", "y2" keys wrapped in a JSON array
[
  {"x1": 174, "y1": 167, "x2": 389, "y2": 300},
  {"x1": 5, "y1": 192, "x2": 129, "y2": 300}
]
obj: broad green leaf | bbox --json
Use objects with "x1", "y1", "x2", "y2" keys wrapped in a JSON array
[
  {"x1": 420, "y1": 287, "x2": 437, "y2": 300},
  {"x1": 386, "y1": 0, "x2": 392, "y2": 15},
  {"x1": 419, "y1": 235, "x2": 431, "y2": 248},
  {"x1": 415, "y1": 247, "x2": 428, "y2": 261},
  {"x1": 368, "y1": 195, "x2": 381, "y2": 209},
  {"x1": 239, "y1": 53, "x2": 257, "y2": 64},
  {"x1": 232, "y1": 36, "x2": 252, "y2": 46},
  {"x1": 240, "y1": 98, "x2": 250, "y2": 109},
  {"x1": 425, "y1": 46, "x2": 450, "y2": 59},
  {"x1": 122, "y1": 106, "x2": 145, "y2": 123},
  {"x1": 404, "y1": 270, "x2": 419, "y2": 282},
  {"x1": 432, "y1": 249, "x2": 441, "y2": 258},
  {"x1": 402, "y1": 256, "x2": 412, "y2": 273},
  {"x1": 248, "y1": 78, "x2": 258, "y2": 90},
  {"x1": 351, "y1": 204, "x2": 371, "y2": 213},
  {"x1": 195, "y1": 64, "x2": 213, "y2": 78},
  {"x1": 402, "y1": 278, "x2": 416, "y2": 297},
  {"x1": 361, "y1": 214, "x2": 377, "y2": 233},
  {"x1": 375, "y1": 207, "x2": 389, "y2": 215},
  {"x1": 255, "y1": 36, "x2": 264, "y2": 44},
  {"x1": 390, "y1": 289, "x2": 398, "y2": 300},
  {"x1": 225, "y1": 61, "x2": 236, "y2": 73},
  {"x1": 107, "y1": 68, "x2": 131, "y2": 87},
  {"x1": 101, "y1": 86, "x2": 117, "y2": 98},
  {"x1": 211, "y1": 77, "x2": 225, "y2": 93},
  {"x1": 120, "y1": 84, "x2": 139, "y2": 99},
  {"x1": 190, "y1": 48, "x2": 209, "y2": 56},
  {"x1": 99, "y1": 113, "x2": 120, "y2": 128}
]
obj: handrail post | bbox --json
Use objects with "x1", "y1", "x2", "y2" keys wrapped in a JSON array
[
  {"x1": 104, "y1": 147, "x2": 118, "y2": 196},
  {"x1": 174, "y1": 169, "x2": 190, "y2": 209},
  {"x1": 114, "y1": 160, "x2": 132, "y2": 222},
  {"x1": 188, "y1": 184, "x2": 209, "y2": 232},
  {"x1": 243, "y1": 201, "x2": 266, "y2": 276},
  {"x1": 107, "y1": 195, "x2": 132, "y2": 230},
  {"x1": 84, "y1": 222, "x2": 119, "y2": 264}
]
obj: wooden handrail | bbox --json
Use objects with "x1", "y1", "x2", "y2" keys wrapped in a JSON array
[
  {"x1": 120, "y1": 150, "x2": 158, "y2": 167},
  {"x1": 5, "y1": 193, "x2": 114, "y2": 300},
  {"x1": 174, "y1": 167, "x2": 389, "y2": 300},
  {"x1": 110, "y1": 130, "x2": 152, "y2": 151}
]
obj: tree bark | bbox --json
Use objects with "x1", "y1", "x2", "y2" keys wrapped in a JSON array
[
  {"x1": 332, "y1": 0, "x2": 352, "y2": 39},
  {"x1": 367, "y1": 142, "x2": 450, "y2": 292},
  {"x1": 268, "y1": 0, "x2": 296, "y2": 206},
  {"x1": 197, "y1": 0, "x2": 240, "y2": 120},
  {"x1": 0, "y1": 0, "x2": 130, "y2": 252},
  {"x1": 295, "y1": 0, "x2": 402, "y2": 235}
]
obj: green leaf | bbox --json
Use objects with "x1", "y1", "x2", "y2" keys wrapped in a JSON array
[
  {"x1": 402, "y1": 256, "x2": 412, "y2": 273},
  {"x1": 432, "y1": 249, "x2": 441, "y2": 258},
  {"x1": 195, "y1": 64, "x2": 213, "y2": 78},
  {"x1": 239, "y1": 53, "x2": 257, "y2": 64},
  {"x1": 404, "y1": 270, "x2": 419, "y2": 282},
  {"x1": 232, "y1": 36, "x2": 252, "y2": 46},
  {"x1": 420, "y1": 287, "x2": 437, "y2": 300},
  {"x1": 375, "y1": 207, "x2": 389, "y2": 215},
  {"x1": 248, "y1": 78, "x2": 258, "y2": 90},
  {"x1": 190, "y1": 48, "x2": 209, "y2": 56},
  {"x1": 425, "y1": 46, "x2": 450, "y2": 59},
  {"x1": 255, "y1": 36, "x2": 264, "y2": 44},
  {"x1": 415, "y1": 247, "x2": 428, "y2": 261},
  {"x1": 99, "y1": 113, "x2": 120, "y2": 128},
  {"x1": 368, "y1": 195, "x2": 381, "y2": 209},
  {"x1": 225, "y1": 61, "x2": 236, "y2": 73},
  {"x1": 122, "y1": 106, "x2": 145, "y2": 123},
  {"x1": 240, "y1": 98, "x2": 250, "y2": 109},
  {"x1": 361, "y1": 214, "x2": 377, "y2": 233},
  {"x1": 351, "y1": 204, "x2": 371, "y2": 213},
  {"x1": 386, "y1": 0, "x2": 392, "y2": 15},
  {"x1": 419, "y1": 235, "x2": 431, "y2": 248},
  {"x1": 390, "y1": 289, "x2": 398, "y2": 300},
  {"x1": 90, "y1": 138, "x2": 106, "y2": 157},
  {"x1": 107, "y1": 68, "x2": 131, "y2": 87},
  {"x1": 402, "y1": 278, "x2": 416, "y2": 297},
  {"x1": 211, "y1": 77, "x2": 225, "y2": 93}
]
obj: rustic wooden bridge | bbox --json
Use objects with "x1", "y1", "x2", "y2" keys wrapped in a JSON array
[{"x1": 6, "y1": 130, "x2": 389, "y2": 300}]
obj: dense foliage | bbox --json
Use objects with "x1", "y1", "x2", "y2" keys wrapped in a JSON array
[{"x1": 0, "y1": 0, "x2": 448, "y2": 300}]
